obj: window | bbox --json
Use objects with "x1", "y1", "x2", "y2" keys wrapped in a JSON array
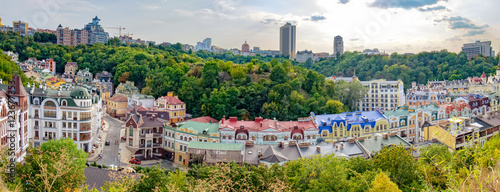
[
  {"x1": 129, "y1": 126, "x2": 133, "y2": 136},
  {"x1": 129, "y1": 140, "x2": 133, "y2": 146}
]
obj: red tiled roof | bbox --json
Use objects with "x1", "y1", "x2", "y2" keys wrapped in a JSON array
[
  {"x1": 219, "y1": 116, "x2": 318, "y2": 132},
  {"x1": 189, "y1": 116, "x2": 219, "y2": 123},
  {"x1": 159, "y1": 96, "x2": 185, "y2": 105}
]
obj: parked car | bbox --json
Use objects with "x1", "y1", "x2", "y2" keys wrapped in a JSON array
[
  {"x1": 105, "y1": 141, "x2": 110, "y2": 146},
  {"x1": 129, "y1": 159, "x2": 141, "y2": 165},
  {"x1": 121, "y1": 136, "x2": 126, "y2": 141}
]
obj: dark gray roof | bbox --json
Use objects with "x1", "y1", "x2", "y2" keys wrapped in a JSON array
[
  {"x1": 300, "y1": 141, "x2": 367, "y2": 159},
  {"x1": 244, "y1": 144, "x2": 301, "y2": 165}
]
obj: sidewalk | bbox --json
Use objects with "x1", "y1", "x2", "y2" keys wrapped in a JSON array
[{"x1": 87, "y1": 121, "x2": 109, "y2": 161}]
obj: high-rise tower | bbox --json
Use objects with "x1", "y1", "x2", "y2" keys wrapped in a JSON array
[{"x1": 280, "y1": 22, "x2": 296, "y2": 58}]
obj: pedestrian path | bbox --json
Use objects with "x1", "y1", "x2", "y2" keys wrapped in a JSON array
[{"x1": 86, "y1": 121, "x2": 109, "y2": 162}]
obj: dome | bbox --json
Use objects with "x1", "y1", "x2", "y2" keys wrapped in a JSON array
[{"x1": 70, "y1": 86, "x2": 91, "y2": 99}]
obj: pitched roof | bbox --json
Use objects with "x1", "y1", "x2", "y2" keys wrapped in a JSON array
[
  {"x1": 108, "y1": 95, "x2": 128, "y2": 102},
  {"x1": 188, "y1": 141, "x2": 244, "y2": 151},
  {"x1": 189, "y1": 116, "x2": 219, "y2": 123},
  {"x1": 357, "y1": 134, "x2": 411, "y2": 157},
  {"x1": 159, "y1": 95, "x2": 185, "y2": 105},
  {"x1": 180, "y1": 121, "x2": 219, "y2": 135}
]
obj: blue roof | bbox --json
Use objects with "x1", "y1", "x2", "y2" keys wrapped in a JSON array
[{"x1": 313, "y1": 111, "x2": 387, "y2": 132}]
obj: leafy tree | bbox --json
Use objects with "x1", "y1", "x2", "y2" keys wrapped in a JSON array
[
  {"x1": 16, "y1": 138, "x2": 88, "y2": 192},
  {"x1": 368, "y1": 172, "x2": 402, "y2": 192},
  {"x1": 325, "y1": 100, "x2": 344, "y2": 114}
]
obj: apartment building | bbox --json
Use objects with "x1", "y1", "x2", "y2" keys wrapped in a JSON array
[
  {"x1": 0, "y1": 76, "x2": 30, "y2": 163},
  {"x1": 29, "y1": 84, "x2": 103, "y2": 153},
  {"x1": 359, "y1": 79, "x2": 405, "y2": 111}
]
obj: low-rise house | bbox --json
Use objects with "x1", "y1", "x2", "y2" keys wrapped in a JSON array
[
  {"x1": 124, "y1": 107, "x2": 166, "y2": 160},
  {"x1": 384, "y1": 105, "x2": 447, "y2": 143},
  {"x1": 312, "y1": 111, "x2": 389, "y2": 143},
  {"x1": 128, "y1": 94, "x2": 155, "y2": 109},
  {"x1": 164, "y1": 120, "x2": 219, "y2": 165},
  {"x1": 357, "y1": 133, "x2": 412, "y2": 157},
  {"x1": 219, "y1": 116, "x2": 318, "y2": 145},
  {"x1": 106, "y1": 95, "x2": 128, "y2": 118},
  {"x1": 154, "y1": 92, "x2": 186, "y2": 123},
  {"x1": 75, "y1": 68, "x2": 93, "y2": 84},
  {"x1": 244, "y1": 143, "x2": 301, "y2": 166},
  {"x1": 115, "y1": 81, "x2": 139, "y2": 97},
  {"x1": 423, "y1": 117, "x2": 486, "y2": 150}
]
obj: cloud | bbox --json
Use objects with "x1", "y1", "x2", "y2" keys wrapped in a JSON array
[
  {"x1": 435, "y1": 16, "x2": 489, "y2": 30},
  {"x1": 175, "y1": 8, "x2": 236, "y2": 19},
  {"x1": 350, "y1": 38, "x2": 359, "y2": 41},
  {"x1": 417, "y1": 5, "x2": 447, "y2": 12},
  {"x1": 370, "y1": 0, "x2": 445, "y2": 9},
  {"x1": 463, "y1": 30, "x2": 485, "y2": 37},
  {"x1": 310, "y1": 15, "x2": 326, "y2": 22},
  {"x1": 445, "y1": 36, "x2": 462, "y2": 41},
  {"x1": 143, "y1": 5, "x2": 161, "y2": 10},
  {"x1": 338, "y1": 0, "x2": 349, "y2": 4}
]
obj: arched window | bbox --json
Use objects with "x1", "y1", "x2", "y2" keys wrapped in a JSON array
[
  {"x1": 129, "y1": 126, "x2": 133, "y2": 136},
  {"x1": 44, "y1": 101, "x2": 56, "y2": 107},
  {"x1": 180, "y1": 136, "x2": 183, "y2": 140}
]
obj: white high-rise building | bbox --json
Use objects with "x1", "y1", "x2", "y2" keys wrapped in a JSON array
[
  {"x1": 462, "y1": 41, "x2": 494, "y2": 60},
  {"x1": 195, "y1": 38, "x2": 212, "y2": 52},
  {"x1": 280, "y1": 23, "x2": 296, "y2": 58}
]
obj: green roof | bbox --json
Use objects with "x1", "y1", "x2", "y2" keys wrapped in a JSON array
[
  {"x1": 180, "y1": 121, "x2": 219, "y2": 135},
  {"x1": 358, "y1": 134, "x2": 411, "y2": 156},
  {"x1": 188, "y1": 141, "x2": 243, "y2": 151},
  {"x1": 70, "y1": 86, "x2": 91, "y2": 98}
]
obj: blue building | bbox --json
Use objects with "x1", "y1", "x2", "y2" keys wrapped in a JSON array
[{"x1": 311, "y1": 111, "x2": 389, "y2": 142}]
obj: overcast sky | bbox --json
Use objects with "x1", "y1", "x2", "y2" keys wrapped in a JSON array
[{"x1": 1, "y1": 0, "x2": 499, "y2": 54}]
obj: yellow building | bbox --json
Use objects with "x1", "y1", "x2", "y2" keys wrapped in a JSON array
[
  {"x1": 0, "y1": 18, "x2": 3, "y2": 27},
  {"x1": 313, "y1": 111, "x2": 390, "y2": 143},
  {"x1": 154, "y1": 92, "x2": 186, "y2": 123},
  {"x1": 12, "y1": 21, "x2": 28, "y2": 36},
  {"x1": 106, "y1": 95, "x2": 128, "y2": 118},
  {"x1": 164, "y1": 120, "x2": 220, "y2": 166},
  {"x1": 423, "y1": 116, "x2": 499, "y2": 150}
]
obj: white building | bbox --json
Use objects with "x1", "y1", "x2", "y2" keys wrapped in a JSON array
[
  {"x1": 29, "y1": 85, "x2": 103, "y2": 153},
  {"x1": 195, "y1": 38, "x2": 212, "y2": 52},
  {"x1": 462, "y1": 41, "x2": 494, "y2": 60},
  {"x1": 359, "y1": 79, "x2": 406, "y2": 111},
  {"x1": 128, "y1": 93, "x2": 155, "y2": 109}
]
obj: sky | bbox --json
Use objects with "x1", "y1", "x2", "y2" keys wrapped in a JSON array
[{"x1": 1, "y1": 0, "x2": 499, "y2": 54}]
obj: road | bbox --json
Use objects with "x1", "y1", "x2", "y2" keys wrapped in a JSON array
[{"x1": 96, "y1": 115, "x2": 123, "y2": 167}]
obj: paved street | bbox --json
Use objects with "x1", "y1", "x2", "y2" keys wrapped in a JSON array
[
  {"x1": 93, "y1": 115, "x2": 177, "y2": 170},
  {"x1": 96, "y1": 115, "x2": 124, "y2": 167}
]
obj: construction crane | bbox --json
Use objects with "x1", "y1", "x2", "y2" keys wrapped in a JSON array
[{"x1": 104, "y1": 26, "x2": 125, "y2": 37}]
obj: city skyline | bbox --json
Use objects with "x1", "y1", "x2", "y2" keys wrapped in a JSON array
[{"x1": 0, "y1": 0, "x2": 499, "y2": 54}]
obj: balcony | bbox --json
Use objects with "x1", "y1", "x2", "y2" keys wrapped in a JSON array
[
  {"x1": 139, "y1": 144, "x2": 145, "y2": 148},
  {"x1": 153, "y1": 133, "x2": 162, "y2": 137},
  {"x1": 62, "y1": 117, "x2": 66, "y2": 120},
  {"x1": 43, "y1": 136, "x2": 53, "y2": 140},
  {"x1": 79, "y1": 133, "x2": 91, "y2": 141},
  {"x1": 139, "y1": 134, "x2": 146, "y2": 138},
  {"x1": 34, "y1": 126, "x2": 39, "y2": 130},
  {"x1": 34, "y1": 136, "x2": 39, "y2": 140},
  {"x1": 80, "y1": 126, "x2": 91, "y2": 131},
  {"x1": 153, "y1": 143, "x2": 161, "y2": 147}
]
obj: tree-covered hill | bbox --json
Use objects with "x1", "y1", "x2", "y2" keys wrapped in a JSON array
[
  {"x1": 299, "y1": 51, "x2": 499, "y2": 89},
  {"x1": 0, "y1": 32, "x2": 360, "y2": 120}
]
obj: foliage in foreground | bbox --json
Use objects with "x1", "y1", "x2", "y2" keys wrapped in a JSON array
[{"x1": 1, "y1": 136, "x2": 500, "y2": 191}]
